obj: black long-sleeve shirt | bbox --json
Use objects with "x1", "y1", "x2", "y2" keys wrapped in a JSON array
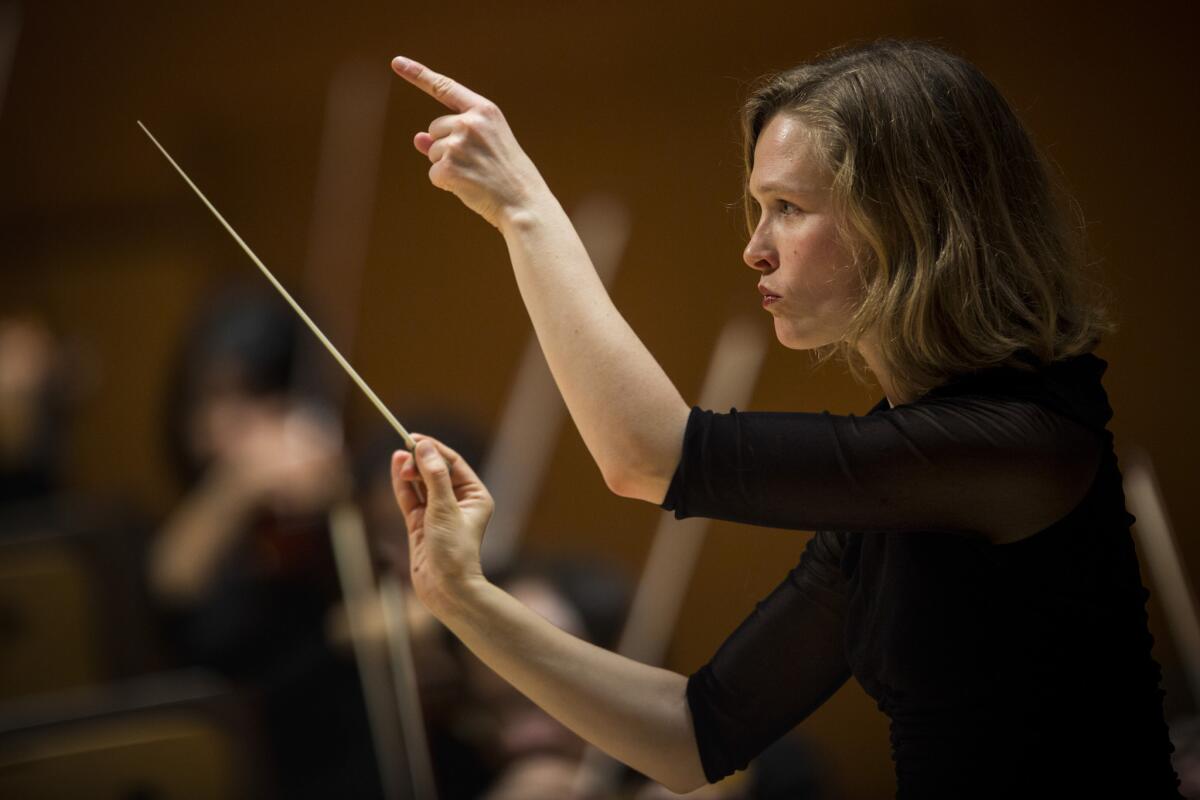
[{"x1": 661, "y1": 350, "x2": 1182, "y2": 798}]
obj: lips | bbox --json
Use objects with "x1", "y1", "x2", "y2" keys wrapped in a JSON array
[{"x1": 758, "y1": 286, "x2": 781, "y2": 300}]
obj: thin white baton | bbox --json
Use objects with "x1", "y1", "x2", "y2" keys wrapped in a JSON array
[{"x1": 137, "y1": 121, "x2": 419, "y2": 454}]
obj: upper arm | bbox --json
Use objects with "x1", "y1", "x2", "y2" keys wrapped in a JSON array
[
  {"x1": 686, "y1": 530, "x2": 851, "y2": 783},
  {"x1": 660, "y1": 397, "x2": 1104, "y2": 542}
]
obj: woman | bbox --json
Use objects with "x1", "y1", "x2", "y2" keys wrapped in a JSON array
[{"x1": 388, "y1": 41, "x2": 1182, "y2": 797}]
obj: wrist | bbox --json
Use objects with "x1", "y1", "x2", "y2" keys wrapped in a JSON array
[
  {"x1": 497, "y1": 183, "x2": 561, "y2": 238},
  {"x1": 429, "y1": 571, "x2": 493, "y2": 628}
]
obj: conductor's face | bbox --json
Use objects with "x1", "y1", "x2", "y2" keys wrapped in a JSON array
[{"x1": 744, "y1": 114, "x2": 861, "y2": 350}]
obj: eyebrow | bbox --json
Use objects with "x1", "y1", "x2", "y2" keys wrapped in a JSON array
[{"x1": 747, "y1": 180, "x2": 823, "y2": 199}]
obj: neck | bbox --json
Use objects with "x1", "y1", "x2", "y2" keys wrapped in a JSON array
[{"x1": 856, "y1": 334, "x2": 904, "y2": 407}]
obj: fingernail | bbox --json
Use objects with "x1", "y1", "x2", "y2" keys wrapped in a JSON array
[
  {"x1": 416, "y1": 440, "x2": 439, "y2": 462},
  {"x1": 392, "y1": 56, "x2": 410, "y2": 70}
]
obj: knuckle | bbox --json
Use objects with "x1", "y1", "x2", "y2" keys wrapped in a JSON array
[
  {"x1": 428, "y1": 162, "x2": 446, "y2": 187},
  {"x1": 459, "y1": 113, "x2": 481, "y2": 133},
  {"x1": 469, "y1": 108, "x2": 494, "y2": 129},
  {"x1": 431, "y1": 75, "x2": 455, "y2": 97}
]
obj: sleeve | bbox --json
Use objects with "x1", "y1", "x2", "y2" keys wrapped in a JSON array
[
  {"x1": 660, "y1": 393, "x2": 1104, "y2": 538},
  {"x1": 686, "y1": 529, "x2": 851, "y2": 783}
]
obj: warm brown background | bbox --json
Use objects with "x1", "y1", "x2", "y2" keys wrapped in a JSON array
[{"x1": 3, "y1": 1, "x2": 1197, "y2": 797}]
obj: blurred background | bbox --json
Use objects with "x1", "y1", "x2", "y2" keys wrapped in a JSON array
[{"x1": 1, "y1": 1, "x2": 1197, "y2": 798}]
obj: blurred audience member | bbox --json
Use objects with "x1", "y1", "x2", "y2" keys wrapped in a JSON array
[
  {"x1": 0, "y1": 314, "x2": 66, "y2": 506},
  {"x1": 482, "y1": 753, "x2": 588, "y2": 800},
  {"x1": 464, "y1": 555, "x2": 634, "y2": 798},
  {"x1": 147, "y1": 285, "x2": 382, "y2": 800},
  {"x1": 0, "y1": 311, "x2": 161, "y2": 685}
]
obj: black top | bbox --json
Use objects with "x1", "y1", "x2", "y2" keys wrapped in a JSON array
[{"x1": 661, "y1": 351, "x2": 1182, "y2": 798}]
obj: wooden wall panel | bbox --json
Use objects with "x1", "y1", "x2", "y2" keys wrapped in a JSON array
[{"x1": 2, "y1": 2, "x2": 1195, "y2": 797}]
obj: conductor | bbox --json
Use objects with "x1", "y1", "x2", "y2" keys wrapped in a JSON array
[{"x1": 387, "y1": 41, "x2": 1182, "y2": 798}]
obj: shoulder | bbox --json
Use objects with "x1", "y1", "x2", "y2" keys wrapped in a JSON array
[
  {"x1": 904, "y1": 349, "x2": 1114, "y2": 434},
  {"x1": 890, "y1": 360, "x2": 1108, "y2": 543}
]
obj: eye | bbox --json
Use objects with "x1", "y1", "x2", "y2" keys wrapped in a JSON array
[{"x1": 777, "y1": 200, "x2": 801, "y2": 216}]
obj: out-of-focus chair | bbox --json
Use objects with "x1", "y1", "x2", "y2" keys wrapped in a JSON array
[
  {"x1": 0, "y1": 671, "x2": 270, "y2": 799},
  {"x1": 0, "y1": 497, "x2": 161, "y2": 701},
  {"x1": 0, "y1": 531, "x2": 102, "y2": 699}
]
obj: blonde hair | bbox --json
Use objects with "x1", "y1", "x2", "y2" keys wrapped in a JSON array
[{"x1": 742, "y1": 39, "x2": 1116, "y2": 401}]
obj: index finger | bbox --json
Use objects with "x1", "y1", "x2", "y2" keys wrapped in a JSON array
[
  {"x1": 391, "y1": 451, "x2": 424, "y2": 516},
  {"x1": 411, "y1": 434, "x2": 484, "y2": 491},
  {"x1": 391, "y1": 56, "x2": 490, "y2": 113}
]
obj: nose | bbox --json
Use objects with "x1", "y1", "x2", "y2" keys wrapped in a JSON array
[{"x1": 743, "y1": 222, "x2": 777, "y2": 273}]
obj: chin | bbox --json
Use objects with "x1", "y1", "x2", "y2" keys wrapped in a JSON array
[{"x1": 774, "y1": 320, "x2": 831, "y2": 351}]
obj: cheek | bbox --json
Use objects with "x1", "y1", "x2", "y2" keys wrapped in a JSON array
[
  {"x1": 831, "y1": 260, "x2": 863, "y2": 307},
  {"x1": 785, "y1": 234, "x2": 847, "y2": 294},
  {"x1": 774, "y1": 229, "x2": 861, "y2": 349},
  {"x1": 806, "y1": 229, "x2": 859, "y2": 303}
]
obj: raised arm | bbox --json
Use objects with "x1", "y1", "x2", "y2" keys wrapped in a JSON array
[
  {"x1": 663, "y1": 390, "x2": 1105, "y2": 544},
  {"x1": 391, "y1": 57, "x2": 688, "y2": 502},
  {"x1": 391, "y1": 437, "x2": 707, "y2": 793}
]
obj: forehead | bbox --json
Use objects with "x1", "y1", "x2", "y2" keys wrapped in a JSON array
[{"x1": 749, "y1": 114, "x2": 830, "y2": 196}]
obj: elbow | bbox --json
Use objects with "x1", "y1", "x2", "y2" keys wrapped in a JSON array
[
  {"x1": 657, "y1": 691, "x2": 710, "y2": 795},
  {"x1": 656, "y1": 755, "x2": 709, "y2": 795},
  {"x1": 602, "y1": 465, "x2": 669, "y2": 505},
  {"x1": 662, "y1": 775, "x2": 708, "y2": 796},
  {"x1": 601, "y1": 465, "x2": 638, "y2": 499},
  {"x1": 601, "y1": 410, "x2": 687, "y2": 502}
]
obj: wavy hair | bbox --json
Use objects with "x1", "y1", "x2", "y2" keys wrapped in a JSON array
[{"x1": 742, "y1": 39, "x2": 1115, "y2": 401}]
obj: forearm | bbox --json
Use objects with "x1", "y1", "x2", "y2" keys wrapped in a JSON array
[
  {"x1": 440, "y1": 576, "x2": 706, "y2": 793},
  {"x1": 148, "y1": 470, "x2": 255, "y2": 605},
  {"x1": 499, "y1": 194, "x2": 689, "y2": 498}
]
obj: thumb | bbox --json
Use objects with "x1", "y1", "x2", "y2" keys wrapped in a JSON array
[{"x1": 413, "y1": 439, "x2": 455, "y2": 509}]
